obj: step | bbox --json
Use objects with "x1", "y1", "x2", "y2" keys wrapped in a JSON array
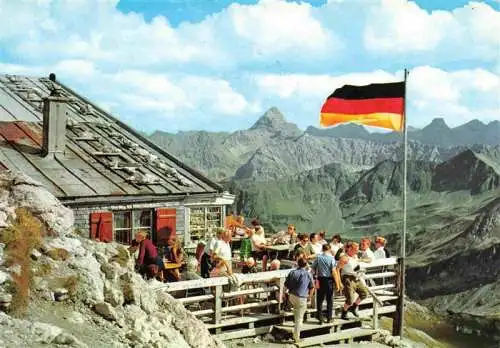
[
  {"x1": 274, "y1": 317, "x2": 360, "y2": 333},
  {"x1": 215, "y1": 325, "x2": 273, "y2": 341},
  {"x1": 206, "y1": 313, "x2": 283, "y2": 329},
  {"x1": 357, "y1": 305, "x2": 397, "y2": 318},
  {"x1": 296, "y1": 327, "x2": 376, "y2": 347},
  {"x1": 332, "y1": 295, "x2": 398, "y2": 307}
]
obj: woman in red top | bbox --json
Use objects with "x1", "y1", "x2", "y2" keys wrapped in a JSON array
[{"x1": 134, "y1": 231, "x2": 164, "y2": 279}]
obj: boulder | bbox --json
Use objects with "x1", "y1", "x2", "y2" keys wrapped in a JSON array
[
  {"x1": 44, "y1": 237, "x2": 86, "y2": 257},
  {"x1": 0, "y1": 171, "x2": 74, "y2": 236},
  {"x1": 69, "y1": 253, "x2": 105, "y2": 305},
  {"x1": 94, "y1": 302, "x2": 119, "y2": 321}
]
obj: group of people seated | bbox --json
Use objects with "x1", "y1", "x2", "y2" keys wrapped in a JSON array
[
  {"x1": 126, "y1": 216, "x2": 391, "y2": 296},
  {"x1": 128, "y1": 230, "x2": 184, "y2": 282}
]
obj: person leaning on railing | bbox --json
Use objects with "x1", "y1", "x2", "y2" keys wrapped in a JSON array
[{"x1": 340, "y1": 242, "x2": 368, "y2": 320}]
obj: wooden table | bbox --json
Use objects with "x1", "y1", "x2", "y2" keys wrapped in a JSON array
[
  {"x1": 164, "y1": 262, "x2": 182, "y2": 270},
  {"x1": 266, "y1": 244, "x2": 294, "y2": 259}
]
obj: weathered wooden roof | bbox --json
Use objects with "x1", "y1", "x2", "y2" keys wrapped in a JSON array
[{"x1": 0, "y1": 74, "x2": 224, "y2": 202}]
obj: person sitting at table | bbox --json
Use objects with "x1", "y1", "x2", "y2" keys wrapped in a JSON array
[
  {"x1": 163, "y1": 237, "x2": 184, "y2": 282},
  {"x1": 213, "y1": 229, "x2": 233, "y2": 274},
  {"x1": 318, "y1": 230, "x2": 328, "y2": 245},
  {"x1": 242, "y1": 257, "x2": 258, "y2": 274},
  {"x1": 294, "y1": 233, "x2": 315, "y2": 261},
  {"x1": 251, "y1": 218, "x2": 265, "y2": 235},
  {"x1": 134, "y1": 230, "x2": 164, "y2": 280},
  {"x1": 210, "y1": 256, "x2": 232, "y2": 277},
  {"x1": 251, "y1": 222, "x2": 268, "y2": 271},
  {"x1": 234, "y1": 216, "x2": 251, "y2": 236}
]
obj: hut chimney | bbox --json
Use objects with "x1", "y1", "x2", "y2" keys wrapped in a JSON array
[{"x1": 42, "y1": 75, "x2": 68, "y2": 157}]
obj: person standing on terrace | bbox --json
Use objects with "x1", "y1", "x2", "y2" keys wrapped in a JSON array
[
  {"x1": 310, "y1": 243, "x2": 336, "y2": 324},
  {"x1": 285, "y1": 256, "x2": 314, "y2": 344}
]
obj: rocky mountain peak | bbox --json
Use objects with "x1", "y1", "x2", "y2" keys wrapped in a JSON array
[
  {"x1": 461, "y1": 119, "x2": 485, "y2": 130},
  {"x1": 250, "y1": 107, "x2": 286, "y2": 129},
  {"x1": 424, "y1": 117, "x2": 450, "y2": 131},
  {"x1": 249, "y1": 107, "x2": 302, "y2": 137}
]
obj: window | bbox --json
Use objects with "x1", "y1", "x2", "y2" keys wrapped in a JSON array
[
  {"x1": 113, "y1": 209, "x2": 153, "y2": 245},
  {"x1": 188, "y1": 206, "x2": 222, "y2": 242},
  {"x1": 113, "y1": 211, "x2": 131, "y2": 244}
]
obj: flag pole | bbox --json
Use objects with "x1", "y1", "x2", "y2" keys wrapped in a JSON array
[{"x1": 398, "y1": 68, "x2": 409, "y2": 338}]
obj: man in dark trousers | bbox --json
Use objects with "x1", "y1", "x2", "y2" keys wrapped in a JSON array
[
  {"x1": 310, "y1": 243, "x2": 335, "y2": 324},
  {"x1": 285, "y1": 256, "x2": 314, "y2": 344}
]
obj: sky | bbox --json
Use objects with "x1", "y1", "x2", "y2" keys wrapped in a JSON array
[{"x1": 0, "y1": 0, "x2": 499, "y2": 134}]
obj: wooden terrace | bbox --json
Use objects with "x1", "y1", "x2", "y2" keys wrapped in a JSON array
[{"x1": 155, "y1": 257, "x2": 404, "y2": 346}]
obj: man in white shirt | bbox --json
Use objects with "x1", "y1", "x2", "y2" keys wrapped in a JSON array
[
  {"x1": 212, "y1": 230, "x2": 233, "y2": 275},
  {"x1": 310, "y1": 233, "x2": 323, "y2": 255},
  {"x1": 251, "y1": 225, "x2": 268, "y2": 271},
  {"x1": 373, "y1": 236, "x2": 388, "y2": 260},
  {"x1": 330, "y1": 234, "x2": 343, "y2": 258},
  {"x1": 340, "y1": 242, "x2": 368, "y2": 320},
  {"x1": 359, "y1": 238, "x2": 374, "y2": 263},
  {"x1": 200, "y1": 228, "x2": 224, "y2": 278}
]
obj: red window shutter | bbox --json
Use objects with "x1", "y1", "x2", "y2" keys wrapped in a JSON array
[
  {"x1": 89, "y1": 212, "x2": 113, "y2": 243},
  {"x1": 155, "y1": 208, "x2": 176, "y2": 246}
]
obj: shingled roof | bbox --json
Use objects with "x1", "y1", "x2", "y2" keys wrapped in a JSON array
[{"x1": 0, "y1": 74, "x2": 226, "y2": 204}]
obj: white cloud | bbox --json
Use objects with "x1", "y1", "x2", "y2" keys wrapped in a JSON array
[
  {"x1": 252, "y1": 67, "x2": 500, "y2": 129},
  {"x1": 0, "y1": 0, "x2": 498, "y2": 132},
  {"x1": 363, "y1": 0, "x2": 500, "y2": 60},
  {"x1": 227, "y1": 0, "x2": 333, "y2": 57},
  {"x1": 253, "y1": 70, "x2": 399, "y2": 98}
]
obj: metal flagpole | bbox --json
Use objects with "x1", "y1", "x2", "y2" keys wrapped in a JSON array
[{"x1": 400, "y1": 68, "x2": 409, "y2": 338}]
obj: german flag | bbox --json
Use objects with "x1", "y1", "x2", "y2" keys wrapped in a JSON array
[{"x1": 320, "y1": 81, "x2": 405, "y2": 131}]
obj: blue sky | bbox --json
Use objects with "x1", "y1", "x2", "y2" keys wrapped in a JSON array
[{"x1": 0, "y1": 0, "x2": 499, "y2": 133}]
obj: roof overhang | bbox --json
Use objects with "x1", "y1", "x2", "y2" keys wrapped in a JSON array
[{"x1": 60, "y1": 191, "x2": 235, "y2": 208}]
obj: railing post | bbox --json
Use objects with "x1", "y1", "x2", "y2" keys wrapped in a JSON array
[
  {"x1": 277, "y1": 277, "x2": 285, "y2": 314},
  {"x1": 372, "y1": 300, "x2": 379, "y2": 330},
  {"x1": 214, "y1": 284, "x2": 222, "y2": 333},
  {"x1": 392, "y1": 257, "x2": 404, "y2": 336}
]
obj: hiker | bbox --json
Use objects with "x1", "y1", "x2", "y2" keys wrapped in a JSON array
[
  {"x1": 310, "y1": 243, "x2": 335, "y2": 324},
  {"x1": 213, "y1": 229, "x2": 233, "y2": 274},
  {"x1": 285, "y1": 256, "x2": 314, "y2": 344},
  {"x1": 374, "y1": 236, "x2": 388, "y2": 259},
  {"x1": 201, "y1": 228, "x2": 224, "y2": 278},
  {"x1": 330, "y1": 234, "x2": 343, "y2": 259},
  {"x1": 340, "y1": 242, "x2": 368, "y2": 320},
  {"x1": 163, "y1": 237, "x2": 183, "y2": 282},
  {"x1": 251, "y1": 220, "x2": 268, "y2": 271},
  {"x1": 359, "y1": 237, "x2": 374, "y2": 263},
  {"x1": 294, "y1": 233, "x2": 315, "y2": 261},
  {"x1": 134, "y1": 230, "x2": 164, "y2": 280}
]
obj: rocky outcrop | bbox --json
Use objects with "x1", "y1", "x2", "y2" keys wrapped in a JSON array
[
  {"x1": 0, "y1": 171, "x2": 223, "y2": 348},
  {"x1": 0, "y1": 170, "x2": 74, "y2": 236},
  {"x1": 432, "y1": 150, "x2": 500, "y2": 195}
]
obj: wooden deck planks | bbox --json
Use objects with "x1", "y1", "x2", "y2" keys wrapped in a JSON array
[{"x1": 296, "y1": 328, "x2": 376, "y2": 347}]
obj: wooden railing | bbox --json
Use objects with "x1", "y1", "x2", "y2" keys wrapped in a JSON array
[{"x1": 154, "y1": 257, "x2": 402, "y2": 336}]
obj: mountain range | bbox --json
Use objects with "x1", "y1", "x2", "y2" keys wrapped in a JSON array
[
  {"x1": 149, "y1": 107, "x2": 500, "y2": 345},
  {"x1": 306, "y1": 118, "x2": 500, "y2": 148}
]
